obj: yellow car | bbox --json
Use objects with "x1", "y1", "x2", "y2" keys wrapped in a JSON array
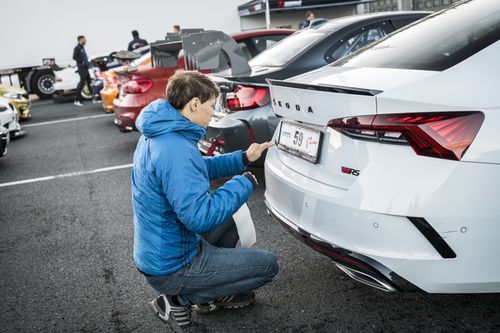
[{"x1": 0, "y1": 85, "x2": 32, "y2": 120}]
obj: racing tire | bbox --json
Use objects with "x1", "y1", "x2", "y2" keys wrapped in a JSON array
[{"x1": 31, "y1": 69, "x2": 55, "y2": 99}]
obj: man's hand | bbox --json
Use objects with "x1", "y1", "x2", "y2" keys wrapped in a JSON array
[
  {"x1": 245, "y1": 141, "x2": 274, "y2": 163},
  {"x1": 243, "y1": 171, "x2": 258, "y2": 188}
]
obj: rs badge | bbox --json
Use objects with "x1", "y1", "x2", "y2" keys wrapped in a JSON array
[{"x1": 341, "y1": 167, "x2": 360, "y2": 176}]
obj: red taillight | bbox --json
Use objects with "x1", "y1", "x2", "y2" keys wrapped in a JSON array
[
  {"x1": 328, "y1": 112, "x2": 484, "y2": 161},
  {"x1": 122, "y1": 78, "x2": 153, "y2": 94},
  {"x1": 104, "y1": 72, "x2": 118, "y2": 85},
  {"x1": 226, "y1": 85, "x2": 270, "y2": 111}
]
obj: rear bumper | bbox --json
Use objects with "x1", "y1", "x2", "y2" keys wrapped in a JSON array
[
  {"x1": 100, "y1": 86, "x2": 118, "y2": 113},
  {"x1": 113, "y1": 98, "x2": 143, "y2": 132},
  {"x1": 200, "y1": 119, "x2": 253, "y2": 155},
  {"x1": 264, "y1": 146, "x2": 500, "y2": 293},
  {"x1": 266, "y1": 199, "x2": 416, "y2": 292},
  {"x1": 113, "y1": 94, "x2": 160, "y2": 132},
  {"x1": 200, "y1": 104, "x2": 277, "y2": 164}
]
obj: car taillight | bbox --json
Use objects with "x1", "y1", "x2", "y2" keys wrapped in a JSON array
[
  {"x1": 122, "y1": 78, "x2": 153, "y2": 94},
  {"x1": 328, "y1": 111, "x2": 484, "y2": 161},
  {"x1": 226, "y1": 85, "x2": 270, "y2": 111},
  {"x1": 104, "y1": 72, "x2": 118, "y2": 85}
]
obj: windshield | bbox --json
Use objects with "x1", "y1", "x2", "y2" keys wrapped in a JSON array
[
  {"x1": 335, "y1": 0, "x2": 500, "y2": 71},
  {"x1": 249, "y1": 30, "x2": 326, "y2": 67}
]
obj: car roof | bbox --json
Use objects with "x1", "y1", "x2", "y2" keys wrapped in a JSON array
[{"x1": 316, "y1": 11, "x2": 431, "y2": 32}]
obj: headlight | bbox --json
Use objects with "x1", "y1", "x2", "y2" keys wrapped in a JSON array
[{"x1": 3, "y1": 92, "x2": 20, "y2": 99}]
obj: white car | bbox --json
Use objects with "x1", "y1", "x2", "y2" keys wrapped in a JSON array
[
  {"x1": 265, "y1": 0, "x2": 500, "y2": 293},
  {"x1": 0, "y1": 97, "x2": 24, "y2": 140},
  {"x1": 53, "y1": 46, "x2": 150, "y2": 102},
  {"x1": 0, "y1": 97, "x2": 25, "y2": 157},
  {"x1": 53, "y1": 65, "x2": 97, "y2": 101}
]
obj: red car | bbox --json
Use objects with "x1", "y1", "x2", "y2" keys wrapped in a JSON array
[{"x1": 113, "y1": 29, "x2": 294, "y2": 132}]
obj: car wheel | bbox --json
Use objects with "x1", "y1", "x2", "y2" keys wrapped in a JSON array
[
  {"x1": 81, "y1": 84, "x2": 93, "y2": 100},
  {"x1": 31, "y1": 69, "x2": 55, "y2": 99}
]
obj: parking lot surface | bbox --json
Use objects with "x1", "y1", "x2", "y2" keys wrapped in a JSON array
[{"x1": 1, "y1": 100, "x2": 499, "y2": 332}]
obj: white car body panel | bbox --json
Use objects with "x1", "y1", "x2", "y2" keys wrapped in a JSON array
[
  {"x1": 265, "y1": 10, "x2": 500, "y2": 292},
  {"x1": 54, "y1": 66, "x2": 97, "y2": 91},
  {"x1": 0, "y1": 97, "x2": 23, "y2": 140}
]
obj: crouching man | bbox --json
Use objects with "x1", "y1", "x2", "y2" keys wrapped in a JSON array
[{"x1": 131, "y1": 70, "x2": 278, "y2": 332}]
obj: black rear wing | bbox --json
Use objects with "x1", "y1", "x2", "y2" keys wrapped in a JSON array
[{"x1": 150, "y1": 29, "x2": 251, "y2": 76}]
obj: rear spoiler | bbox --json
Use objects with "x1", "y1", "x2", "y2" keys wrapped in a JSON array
[
  {"x1": 267, "y1": 79, "x2": 383, "y2": 96},
  {"x1": 150, "y1": 29, "x2": 251, "y2": 76},
  {"x1": 112, "y1": 50, "x2": 143, "y2": 62}
]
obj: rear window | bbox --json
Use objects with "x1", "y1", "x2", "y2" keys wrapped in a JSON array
[
  {"x1": 335, "y1": 0, "x2": 500, "y2": 71},
  {"x1": 248, "y1": 19, "x2": 348, "y2": 67},
  {"x1": 249, "y1": 31, "x2": 326, "y2": 67}
]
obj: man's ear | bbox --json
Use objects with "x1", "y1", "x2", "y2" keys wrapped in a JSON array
[{"x1": 190, "y1": 97, "x2": 200, "y2": 112}]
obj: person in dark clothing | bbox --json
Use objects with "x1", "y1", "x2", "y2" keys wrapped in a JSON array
[
  {"x1": 299, "y1": 11, "x2": 315, "y2": 29},
  {"x1": 128, "y1": 30, "x2": 148, "y2": 51},
  {"x1": 73, "y1": 35, "x2": 91, "y2": 106}
]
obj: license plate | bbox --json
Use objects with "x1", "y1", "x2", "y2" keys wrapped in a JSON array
[{"x1": 277, "y1": 121, "x2": 322, "y2": 163}]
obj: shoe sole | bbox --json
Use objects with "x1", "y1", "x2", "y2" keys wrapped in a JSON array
[
  {"x1": 149, "y1": 299, "x2": 185, "y2": 333},
  {"x1": 194, "y1": 298, "x2": 256, "y2": 314}
]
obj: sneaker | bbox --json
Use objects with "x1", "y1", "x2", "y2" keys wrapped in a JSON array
[
  {"x1": 149, "y1": 294, "x2": 192, "y2": 332},
  {"x1": 193, "y1": 291, "x2": 256, "y2": 314},
  {"x1": 74, "y1": 101, "x2": 83, "y2": 106}
]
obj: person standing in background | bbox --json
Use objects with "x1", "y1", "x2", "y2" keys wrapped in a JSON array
[
  {"x1": 299, "y1": 11, "x2": 315, "y2": 29},
  {"x1": 73, "y1": 35, "x2": 90, "y2": 106},
  {"x1": 128, "y1": 30, "x2": 148, "y2": 51}
]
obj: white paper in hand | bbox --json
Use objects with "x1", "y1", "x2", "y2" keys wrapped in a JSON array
[{"x1": 233, "y1": 203, "x2": 256, "y2": 248}]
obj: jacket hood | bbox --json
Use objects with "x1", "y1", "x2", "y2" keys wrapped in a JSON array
[{"x1": 136, "y1": 99, "x2": 205, "y2": 142}]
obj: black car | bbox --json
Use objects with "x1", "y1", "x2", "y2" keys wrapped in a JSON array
[{"x1": 199, "y1": 11, "x2": 430, "y2": 164}]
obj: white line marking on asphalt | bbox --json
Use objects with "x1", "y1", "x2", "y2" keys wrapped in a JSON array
[
  {"x1": 0, "y1": 163, "x2": 133, "y2": 188},
  {"x1": 23, "y1": 114, "x2": 113, "y2": 128}
]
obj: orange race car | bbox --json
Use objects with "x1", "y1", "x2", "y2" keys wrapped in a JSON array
[{"x1": 100, "y1": 49, "x2": 152, "y2": 113}]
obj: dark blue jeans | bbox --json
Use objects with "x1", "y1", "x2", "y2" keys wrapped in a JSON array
[{"x1": 145, "y1": 220, "x2": 279, "y2": 305}]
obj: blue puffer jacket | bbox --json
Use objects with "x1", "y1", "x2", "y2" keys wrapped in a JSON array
[{"x1": 132, "y1": 99, "x2": 253, "y2": 276}]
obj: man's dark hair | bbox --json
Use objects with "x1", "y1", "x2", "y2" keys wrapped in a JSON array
[
  {"x1": 306, "y1": 11, "x2": 314, "y2": 18},
  {"x1": 132, "y1": 30, "x2": 139, "y2": 38},
  {"x1": 173, "y1": 25, "x2": 181, "y2": 32},
  {"x1": 166, "y1": 71, "x2": 219, "y2": 110},
  {"x1": 77, "y1": 35, "x2": 85, "y2": 41}
]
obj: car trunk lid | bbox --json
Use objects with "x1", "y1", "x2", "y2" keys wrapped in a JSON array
[{"x1": 267, "y1": 66, "x2": 436, "y2": 189}]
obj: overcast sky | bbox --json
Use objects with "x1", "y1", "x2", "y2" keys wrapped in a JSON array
[{"x1": 1, "y1": 0, "x2": 244, "y2": 69}]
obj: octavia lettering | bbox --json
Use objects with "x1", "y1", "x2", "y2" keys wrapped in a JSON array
[{"x1": 274, "y1": 99, "x2": 313, "y2": 114}]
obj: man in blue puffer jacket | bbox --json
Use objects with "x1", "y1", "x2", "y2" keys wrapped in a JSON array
[{"x1": 132, "y1": 71, "x2": 278, "y2": 332}]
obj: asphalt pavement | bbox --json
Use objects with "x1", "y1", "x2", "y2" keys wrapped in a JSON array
[{"x1": 1, "y1": 100, "x2": 499, "y2": 332}]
